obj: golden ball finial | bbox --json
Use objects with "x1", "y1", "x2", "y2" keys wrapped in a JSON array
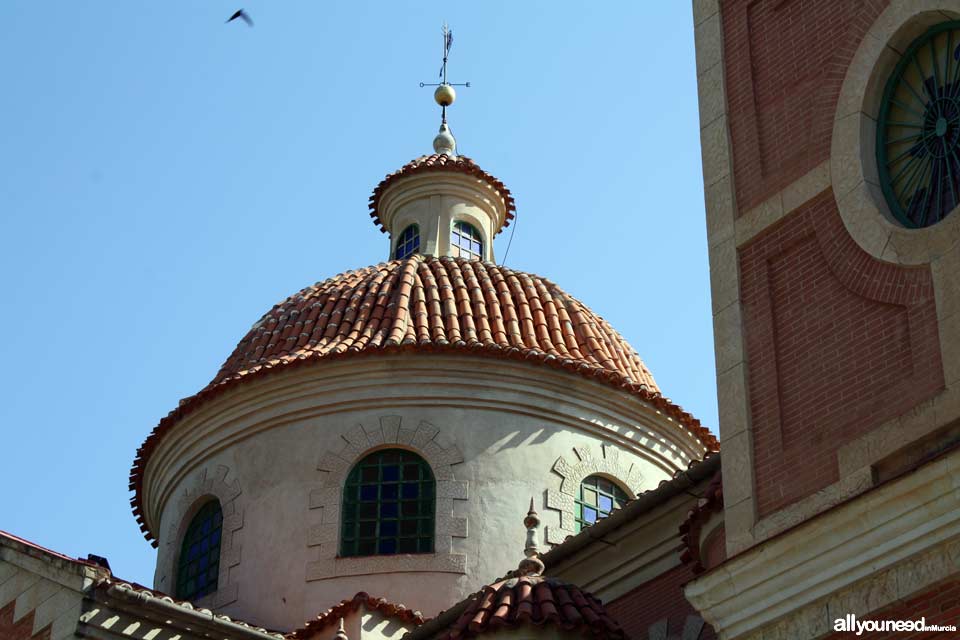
[{"x1": 434, "y1": 84, "x2": 456, "y2": 107}]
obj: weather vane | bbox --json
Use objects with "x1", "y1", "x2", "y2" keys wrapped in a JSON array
[{"x1": 419, "y1": 23, "x2": 471, "y2": 124}]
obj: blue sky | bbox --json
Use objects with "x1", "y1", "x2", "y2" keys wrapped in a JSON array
[{"x1": 0, "y1": 2, "x2": 714, "y2": 587}]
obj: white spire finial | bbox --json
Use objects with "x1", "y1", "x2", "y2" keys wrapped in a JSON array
[
  {"x1": 517, "y1": 497, "x2": 544, "y2": 576},
  {"x1": 433, "y1": 122, "x2": 457, "y2": 157},
  {"x1": 333, "y1": 618, "x2": 348, "y2": 640}
]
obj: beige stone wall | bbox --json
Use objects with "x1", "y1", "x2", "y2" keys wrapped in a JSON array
[
  {"x1": 143, "y1": 353, "x2": 706, "y2": 631},
  {"x1": 378, "y1": 172, "x2": 506, "y2": 261},
  {"x1": 0, "y1": 539, "x2": 92, "y2": 640}
]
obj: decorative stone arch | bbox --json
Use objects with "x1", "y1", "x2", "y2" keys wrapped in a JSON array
[
  {"x1": 544, "y1": 445, "x2": 644, "y2": 545},
  {"x1": 305, "y1": 415, "x2": 468, "y2": 580},
  {"x1": 157, "y1": 464, "x2": 243, "y2": 608}
]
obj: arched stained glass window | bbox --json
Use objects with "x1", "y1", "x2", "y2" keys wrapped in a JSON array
[
  {"x1": 575, "y1": 475, "x2": 628, "y2": 533},
  {"x1": 450, "y1": 221, "x2": 483, "y2": 259},
  {"x1": 176, "y1": 500, "x2": 222, "y2": 600},
  {"x1": 340, "y1": 449, "x2": 435, "y2": 557},
  {"x1": 394, "y1": 224, "x2": 421, "y2": 259}
]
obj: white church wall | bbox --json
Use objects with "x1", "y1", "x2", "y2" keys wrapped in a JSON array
[{"x1": 142, "y1": 353, "x2": 706, "y2": 630}]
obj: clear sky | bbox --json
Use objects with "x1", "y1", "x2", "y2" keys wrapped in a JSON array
[{"x1": 0, "y1": 2, "x2": 714, "y2": 587}]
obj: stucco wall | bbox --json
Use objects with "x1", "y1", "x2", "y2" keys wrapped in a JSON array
[{"x1": 143, "y1": 353, "x2": 706, "y2": 631}]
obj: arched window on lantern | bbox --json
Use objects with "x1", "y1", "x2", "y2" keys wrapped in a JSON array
[
  {"x1": 450, "y1": 221, "x2": 483, "y2": 259},
  {"x1": 394, "y1": 224, "x2": 421, "y2": 259}
]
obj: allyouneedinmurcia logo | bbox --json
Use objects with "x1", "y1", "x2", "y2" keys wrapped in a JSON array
[{"x1": 833, "y1": 614, "x2": 957, "y2": 635}]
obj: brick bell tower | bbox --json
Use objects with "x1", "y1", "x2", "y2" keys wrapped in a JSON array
[{"x1": 685, "y1": 1, "x2": 960, "y2": 638}]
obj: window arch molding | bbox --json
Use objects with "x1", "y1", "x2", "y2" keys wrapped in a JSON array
[
  {"x1": 306, "y1": 416, "x2": 468, "y2": 581},
  {"x1": 158, "y1": 464, "x2": 243, "y2": 607},
  {"x1": 832, "y1": 3, "x2": 960, "y2": 264},
  {"x1": 544, "y1": 445, "x2": 643, "y2": 545}
]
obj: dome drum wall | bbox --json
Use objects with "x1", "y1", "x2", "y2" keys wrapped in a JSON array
[
  {"x1": 379, "y1": 173, "x2": 506, "y2": 261},
  {"x1": 142, "y1": 354, "x2": 707, "y2": 631}
]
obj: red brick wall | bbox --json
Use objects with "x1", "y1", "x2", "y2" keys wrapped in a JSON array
[
  {"x1": 739, "y1": 191, "x2": 942, "y2": 516},
  {"x1": 824, "y1": 578, "x2": 960, "y2": 638},
  {"x1": 721, "y1": 0, "x2": 889, "y2": 212},
  {"x1": 606, "y1": 563, "x2": 716, "y2": 640},
  {"x1": 0, "y1": 602, "x2": 51, "y2": 640}
]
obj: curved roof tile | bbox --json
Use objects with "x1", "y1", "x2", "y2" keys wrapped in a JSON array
[
  {"x1": 369, "y1": 155, "x2": 516, "y2": 235},
  {"x1": 287, "y1": 592, "x2": 425, "y2": 639},
  {"x1": 437, "y1": 575, "x2": 625, "y2": 640}
]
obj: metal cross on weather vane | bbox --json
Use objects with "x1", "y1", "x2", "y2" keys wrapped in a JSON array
[{"x1": 419, "y1": 23, "x2": 471, "y2": 123}]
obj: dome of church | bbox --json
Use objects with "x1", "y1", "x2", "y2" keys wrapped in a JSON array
[
  {"x1": 131, "y1": 70, "x2": 717, "y2": 632},
  {"x1": 213, "y1": 255, "x2": 658, "y2": 393}
]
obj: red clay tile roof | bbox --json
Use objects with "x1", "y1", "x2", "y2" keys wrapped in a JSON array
[
  {"x1": 369, "y1": 155, "x2": 516, "y2": 235},
  {"x1": 130, "y1": 256, "x2": 718, "y2": 545},
  {"x1": 436, "y1": 575, "x2": 625, "y2": 640},
  {"x1": 287, "y1": 592, "x2": 425, "y2": 639}
]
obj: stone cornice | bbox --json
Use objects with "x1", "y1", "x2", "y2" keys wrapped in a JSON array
[{"x1": 684, "y1": 449, "x2": 960, "y2": 639}]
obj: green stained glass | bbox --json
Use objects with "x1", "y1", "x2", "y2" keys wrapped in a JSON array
[
  {"x1": 574, "y1": 475, "x2": 629, "y2": 533},
  {"x1": 176, "y1": 500, "x2": 222, "y2": 601},
  {"x1": 877, "y1": 21, "x2": 960, "y2": 227},
  {"x1": 340, "y1": 449, "x2": 435, "y2": 557}
]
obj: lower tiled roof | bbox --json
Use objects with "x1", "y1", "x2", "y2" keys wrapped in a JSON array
[
  {"x1": 287, "y1": 592, "x2": 425, "y2": 639},
  {"x1": 437, "y1": 575, "x2": 625, "y2": 640},
  {"x1": 130, "y1": 256, "x2": 718, "y2": 545}
]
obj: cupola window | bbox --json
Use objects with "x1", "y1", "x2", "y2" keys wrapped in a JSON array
[
  {"x1": 340, "y1": 449, "x2": 435, "y2": 557},
  {"x1": 450, "y1": 221, "x2": 483, "y2": 259},
  {"x1": 877, "y1": 20, "x2": 960, "y2": 227},
  {"x1": 176, "y1": 500, "x2": 222, "y2": 601},
  {"x1": 394, "y1": 224, "x2": 421, "y2": 259},
  {"x1": 575, "y1": 475, "x2": 628, "y2": 532}
]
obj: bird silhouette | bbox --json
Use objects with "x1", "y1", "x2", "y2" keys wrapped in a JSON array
[{"x1": 226, "y1": 9, "x2": 253, "y2": 27}]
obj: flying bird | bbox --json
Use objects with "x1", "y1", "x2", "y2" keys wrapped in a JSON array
[{"x1": 226, "y1": 9, "x2": 253, "y2": 27}]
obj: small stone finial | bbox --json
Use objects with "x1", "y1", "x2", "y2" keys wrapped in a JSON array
[
  {"x1": 433, "y1": 122, "x2": 457, "y2": 157},
  {"x1": 333, "y1": 618, "x2": 348, "y2": 640},
  {"x1": 517, "y1": 497, "x2": 545, "y2": 576}
]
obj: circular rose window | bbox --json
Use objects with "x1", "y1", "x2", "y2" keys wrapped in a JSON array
[{"x1": 877, "y1": 21, "x2": 960, "y2": 228}]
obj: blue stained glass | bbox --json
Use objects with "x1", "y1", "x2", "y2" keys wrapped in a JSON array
[
  {"x1": 379, "y1": 539, "x2": 397, "y2": 554},
  {"x1": 599, "y1": 495, "x2": 613, "y2": 512},
  {"x1": 177, "y1": 500, "x2": 222, "y2": 601},
  {"x1": 584, "y1": 507, "x2": 597, "y2": 523},
  {"x1": 341, "y1": 449, "x2": 436, "y2": 558}
]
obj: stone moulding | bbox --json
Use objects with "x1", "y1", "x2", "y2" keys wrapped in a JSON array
[
  {"x1": 684, "y1": 448, "x2": 960, "y2": 639},
  {"x1": 305, "y1": 415, "x2": 468, "y2": 580},
  {"x1": 156, "y1": 464, "x2": 243, "y2": 608},
  {"x1": 544, "y1": 445, "x2": 644, "y2": 545}
]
